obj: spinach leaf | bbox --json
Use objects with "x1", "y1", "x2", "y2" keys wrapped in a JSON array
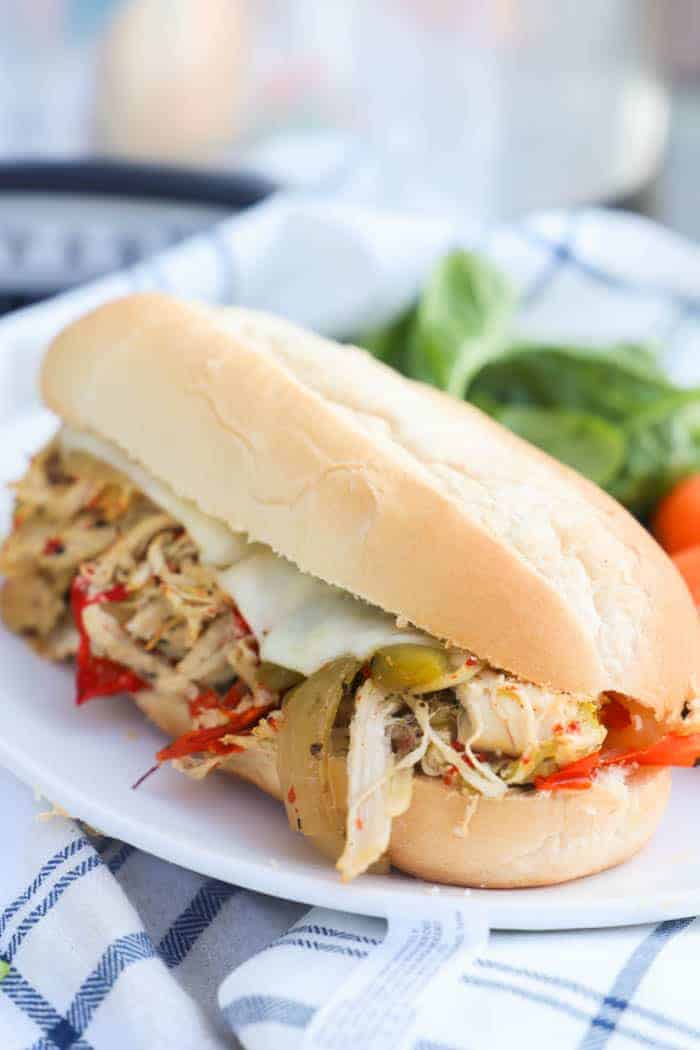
[
  {"x1": 354, "y1": 247, "x2": 698, "y2": 519},
  {"x1": 358, "y1": 305, "x2": 417, "y2": 374},
  {"x1": 492, "y1": 405, "x2": 626, "y2": 487},
  {"x1": 608, "y1": 391, "x2": 700, "y2": 517},
  {"x1": 469, "y1": 343, "x2": 673, "y2": 423},
  {"x1": 597, "y1": 341, "x2": 666, "y2": 382},
  {"x1": 406, "y1": 251, "x2": 516, "y2": 397}
]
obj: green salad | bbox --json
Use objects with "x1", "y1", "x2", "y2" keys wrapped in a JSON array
[{"x1": 358, "y1": 252, "x2": 700, "y2": 519}]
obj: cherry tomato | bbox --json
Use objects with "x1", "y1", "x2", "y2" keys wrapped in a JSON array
[
  {"x1": 653, "y1": 474, "x2": 700, "y2": 555},
  {"x1": 671, "y1": 545, "x2": 700, "y2": 606}
]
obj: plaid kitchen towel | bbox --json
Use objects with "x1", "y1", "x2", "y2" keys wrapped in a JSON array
[
  {"x1": 1, "y1": 196, "x2": 700, "y2": 1048},
  {"x1": 1, "y1": 764, "x2": 698, "y2": 1050}
]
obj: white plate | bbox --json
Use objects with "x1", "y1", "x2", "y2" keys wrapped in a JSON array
[{"x1": 1, "y1": 409, "x2": 700, "y2": 932}]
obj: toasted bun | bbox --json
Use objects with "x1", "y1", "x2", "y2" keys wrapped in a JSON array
[
  {"x1": 388, "y1": 765, "x2": 670, "y2": 888},
  {"x1": 41, "y1": 293, "x2": 700, "y2": 718},
  {"x1": 133, "y1": 689, "x2": 670, "y2": 888}
]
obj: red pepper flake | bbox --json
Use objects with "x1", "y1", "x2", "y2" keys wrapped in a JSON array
[
  {"x1": 287, "y1": 786, "x2": 297, "y2": 805},
  {"x1": 355, "y1": 817, "x2": 364, "y2": 831},
  {"x1": 553, "y1": 723, "x2": 564, "y2": 735},
  {"x1": 567, "y1": 720, "x2": 581, "y2": 734},
  {"x1": 462, "y1": 754, "x2": 474, "y2": 767},
  {"x1": 466, "y1": 655, "x2": 479, "y2": 666},
  {"x1": 268, "y1": 716, "x2": 278, "y2": 731},
  {"x1": 361, "y1": 664, "x2": 372, "y2": 680},
  {"x1": 42, "y1": 537, "x2": 65, "y2": 556},
  {"x1": 442, "y1": 764, "x2": 458, "y2": 786},
  {"x1": 453, "y1": 740, "x2": 465, "y2": 752}
]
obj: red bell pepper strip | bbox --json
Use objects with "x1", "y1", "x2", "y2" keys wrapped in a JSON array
[
  {"x1": 157, "y1": 699, "x2": 276, "y2": 761},
  {"x1": 534, "y1": 751, "x2": 601, "y2": 792},
  {"x1": 156, "y1": 723, "x2": 246, "y2": 761},
  {"x1": 536, "y1": 732, "x2": 700, "y2": 792},
  {"x1": 600, "y1": 732, "x2": 700, "y2": 770},
  {"x1": 70, "y1": 576, "x2": 147, "y2": 705}
]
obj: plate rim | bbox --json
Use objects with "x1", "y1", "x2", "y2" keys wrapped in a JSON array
[{"x1": 0, "y1": 717, "x2": 698, "y2": 931}]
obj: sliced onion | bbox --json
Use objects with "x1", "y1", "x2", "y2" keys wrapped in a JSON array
[{"x1": 277, "y1": 657, "x2": 361, "y2": 860}]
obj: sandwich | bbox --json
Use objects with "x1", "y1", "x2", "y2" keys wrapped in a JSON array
[{"x1": 2, "y1": 293, "x2": 700, "y2": 888}]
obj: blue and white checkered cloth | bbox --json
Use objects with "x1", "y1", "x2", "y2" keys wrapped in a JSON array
[
  {"x1": 2, "y1": 763, "x2": 699, "y2": 1049},
  {"x1": 1, "y1": 196, "x2": 700, "y2": 1049}
]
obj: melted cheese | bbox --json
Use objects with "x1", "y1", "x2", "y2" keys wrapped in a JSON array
[
  {"x1": 60, "y1": 426, "x2": 430, "y2": 675},
  {"x1": 219, "y1": 550, "x2": 428, "y2": 676}
]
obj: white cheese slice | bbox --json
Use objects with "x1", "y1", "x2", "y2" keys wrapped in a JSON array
[
  {"x1": 260, "y1": 586, "x2": 428, "y2": 676},
  {"x1": 216, "y1": 549, "x2": 319, "y2": 641},
  {"x1": 61, "y1": 425, "x2": 432, "y2": 676},
  {"x1": 61, "y1": 426, "x2": 248, "y2": 567},
  {"x1": 217, "y1": 549, "x2": 428, "y2": 676}
]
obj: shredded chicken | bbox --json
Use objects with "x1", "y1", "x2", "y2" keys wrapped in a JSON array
[
  {"x1": 88, "y1": 513, "x2": 175, "y2": 589},
  {"x1": 456, "y1": 671, "x2": 605, "y2": 762},
  {"x1": 2, "y1": 436, "x2": 613, "y2": 881},
  {"x1": 405, "y1": 695, "x2": 507, "y2": 798},
  {"x1": 0, "y1": 441, "x2": 138, "y2": 658},
  {"x1": 175, "y1": 613, "x2": 240, "y2": 684},
  {"x1": 0, "y1": 573, "x2": 65, "y2": 637},
  {"x1": 82, "y1": 603, "x2": 197, "y2": 697},
  {"x1": 338, "y1": 680, "x2": 433, "y2": 880},
  {"x1": 0, "y1": 441, "x2": 264, "y2": 705}
]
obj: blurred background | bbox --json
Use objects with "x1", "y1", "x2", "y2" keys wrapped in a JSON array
[{"x1": 0, "y1": 0, "x2": 699, "y2": 305}]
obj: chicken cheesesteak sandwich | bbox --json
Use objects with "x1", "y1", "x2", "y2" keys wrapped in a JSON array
[{"x1": 2, "y1": 294, "x2": 700, "y2": 887}]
